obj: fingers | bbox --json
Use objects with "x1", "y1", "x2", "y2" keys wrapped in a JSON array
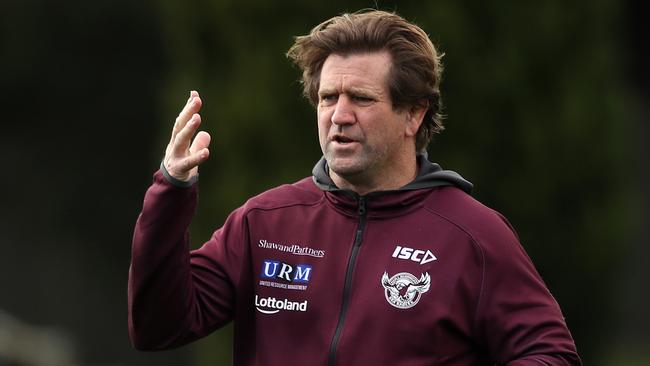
[
  {"x1": 187, "y1": 90, "x2": 198, "y2": 103},
  {"x1": 163, "y1": 90, "x2": 211, "y2": 181},
  {"x1": 174, "y1": 131, "x2": 211, "y2": 174},
  {"x1": 173, "y1": 113, "x2": 202, "y2": 155},
  {"x1": 171, "y1": 91, "x2": 203, "y2": 143},
  {"x1": 180, "y1": 145, "x2": 210, "y2": 172},
  {"x1": 172, "y1": 98, "x2": 201, "y2": 142},
  {"x1": 171, "y1": 150, "x2": 209, "y2": 177}
]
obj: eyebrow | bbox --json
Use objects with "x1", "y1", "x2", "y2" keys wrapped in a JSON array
[
  {"x1": 318, "y1": 88, "x2": 337, "y2": 96},
  {"x1": 318, "y1": 86, "x2": 379, "y2": 97}
]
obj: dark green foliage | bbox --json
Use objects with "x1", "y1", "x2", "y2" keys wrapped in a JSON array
[{"x1": 0, "y1": 1, "x2": 645, "y2": 365}]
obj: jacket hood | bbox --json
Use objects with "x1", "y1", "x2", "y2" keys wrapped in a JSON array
[{"x1": 312, "y1": 154, "x2": 473, "y2": 195}]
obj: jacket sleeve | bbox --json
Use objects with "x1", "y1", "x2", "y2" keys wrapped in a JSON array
[
  {"x1": 473, "y1": 214, "x2": 582, "y2": 365},
  {"x1": 128, "y1": 170, "x2": 247, "y2": 350}
]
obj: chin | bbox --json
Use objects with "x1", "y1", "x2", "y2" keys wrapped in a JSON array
[{"x1": 326, "y1": 158, "x2": 368, "y2": 178}]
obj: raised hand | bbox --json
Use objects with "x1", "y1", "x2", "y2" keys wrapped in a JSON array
[{"x1": 163, "y1": 91, "x2": 211, "y2": 182}]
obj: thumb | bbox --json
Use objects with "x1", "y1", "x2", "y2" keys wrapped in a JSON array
[{"x1": 189, "y1": 131, "x2": 211, "y2": 154}]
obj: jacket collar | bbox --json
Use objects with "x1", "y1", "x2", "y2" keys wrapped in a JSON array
[{"x1": 311, "y1": 154, "x2": 473, "y2": 217}]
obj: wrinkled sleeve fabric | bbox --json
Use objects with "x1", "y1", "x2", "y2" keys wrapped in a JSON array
[
  {"x1": 128, "y1": 170, "x2": 246, "y2": 350},
  {"x1": 473, "y1": 213, "x2": 582, "y2": 366}
]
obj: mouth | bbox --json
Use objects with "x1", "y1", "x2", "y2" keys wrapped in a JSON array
[{"x1": 332, "y1": 135, "x2": 357, "y2": 144}]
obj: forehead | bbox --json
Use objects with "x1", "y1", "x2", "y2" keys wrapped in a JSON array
[{"x1": 319, "y1": 51, "x2": 392, "y2": 93}]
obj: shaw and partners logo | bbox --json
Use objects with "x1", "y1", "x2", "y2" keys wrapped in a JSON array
[
  {"x1": 255, "y1": 295, "x2": 308, "y2": 314},
  {"x1": 259, "y1": 260, "x2": 312, "y2": 291},
  {"x1": 258, "y1": 239, "x2": 325, "y2": 258}
]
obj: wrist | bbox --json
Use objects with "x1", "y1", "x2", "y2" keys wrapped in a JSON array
[{"x1": 159, "y1": 161, "x2": 198, "y2": 188}]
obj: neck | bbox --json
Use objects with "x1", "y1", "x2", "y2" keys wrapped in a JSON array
[{"x1": 330, "y1": 156, "x2": 418, "y2": 196}]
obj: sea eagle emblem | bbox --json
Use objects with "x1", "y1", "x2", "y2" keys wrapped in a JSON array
[{"x1": 381, "y1": 271, "x2": 431, "y2": 309}]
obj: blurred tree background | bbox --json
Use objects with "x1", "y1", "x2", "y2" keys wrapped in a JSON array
[{"x1": 0, "y1": 0, "x2": 647, "y2": 365}]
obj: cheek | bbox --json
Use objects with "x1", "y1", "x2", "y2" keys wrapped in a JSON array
[
  {"x1": 365, "y1": 115, "x2": 402, "y2": 146},
  {"x1": 317, "y1": 110, "x2": 330, "y2": 143},
  {"x1": 317, "y1": 106, "x2": 332, "y2": 126}
]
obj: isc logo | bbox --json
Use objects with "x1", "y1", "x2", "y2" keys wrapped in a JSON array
[
  {"x1": 261, "y1": 260, "x2": 312, "y2": 283},
  {"x1": 392, "y1": 246, "x2": 437, "y2": 265}
]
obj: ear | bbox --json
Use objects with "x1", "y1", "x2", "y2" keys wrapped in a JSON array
[{"x1": 404, "y1": 100, "x2": 429, "y2": 138}]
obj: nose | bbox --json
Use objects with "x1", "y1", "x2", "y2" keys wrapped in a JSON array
[{"x1": 331, "y1": 95, "x2": 356, "y2": 126}]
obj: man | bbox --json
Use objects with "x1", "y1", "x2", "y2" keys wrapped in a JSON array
[{"x1": 129, "y1": 10, "x2": 581, "y2": 365}]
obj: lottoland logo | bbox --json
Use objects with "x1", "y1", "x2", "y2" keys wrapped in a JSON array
[{"x1": 255, "y1": 295, "x2": 308, "y2": 314}]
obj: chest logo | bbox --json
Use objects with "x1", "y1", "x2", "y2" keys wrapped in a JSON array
[
  {"x1": 258, "y1": 260, "x2": 312, "y2": 291},
  {"x1": 381, "y1": 271, "x2": 431, "y2": 309},
  {"x1": 392, "y1": 245, "x2": 437, "y2": 265},
  {"x1": 261, "y1": 260, "x2": 312, "y2": 283},
  {"x1": 258, "y1": 239, "x2": 325, "y2": 258},
  {"x1": 255, "y1": 295, "x2": 308, "y2": 314}
]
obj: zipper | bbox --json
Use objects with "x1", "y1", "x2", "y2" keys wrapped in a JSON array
[{"x1": 327, "y1": 196, "x2": 368, "y2": 366}]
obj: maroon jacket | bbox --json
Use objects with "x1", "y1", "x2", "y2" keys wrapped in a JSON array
[{"x1": 129, "y1": 156, "x2": 581, "y2": 365}]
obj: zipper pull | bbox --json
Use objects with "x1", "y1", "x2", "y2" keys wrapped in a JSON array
[{"x1": 358, "y1": 197, "x2": 367, "y2": 216}]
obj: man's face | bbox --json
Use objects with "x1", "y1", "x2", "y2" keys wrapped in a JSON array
[{"x1": 317, "y1": 51, "x2": 414, "y2": 185}]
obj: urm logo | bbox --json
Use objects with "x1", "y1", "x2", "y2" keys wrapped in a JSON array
[{"x1": 261, "y1": 260, "x2": 312, "y2": 283}]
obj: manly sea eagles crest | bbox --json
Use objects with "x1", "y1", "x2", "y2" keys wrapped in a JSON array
[{"x1": 381, "y1": 271, "x2": 431, "y2": 309}]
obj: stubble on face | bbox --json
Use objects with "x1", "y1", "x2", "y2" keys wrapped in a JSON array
[
  {"x1": 322, "y1": 131, "x2": 390, "y2": 181},
  {"x1": 316, "y1": 52, "x2": 416, "y2": 194}
]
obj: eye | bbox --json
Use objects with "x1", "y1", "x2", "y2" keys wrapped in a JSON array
[
  {"x1": 319, "y1": 94, "x2": 338, "y2": 105},
  {"x1": 352, "y1": 95, "x2": 374, "y2": 104}
]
